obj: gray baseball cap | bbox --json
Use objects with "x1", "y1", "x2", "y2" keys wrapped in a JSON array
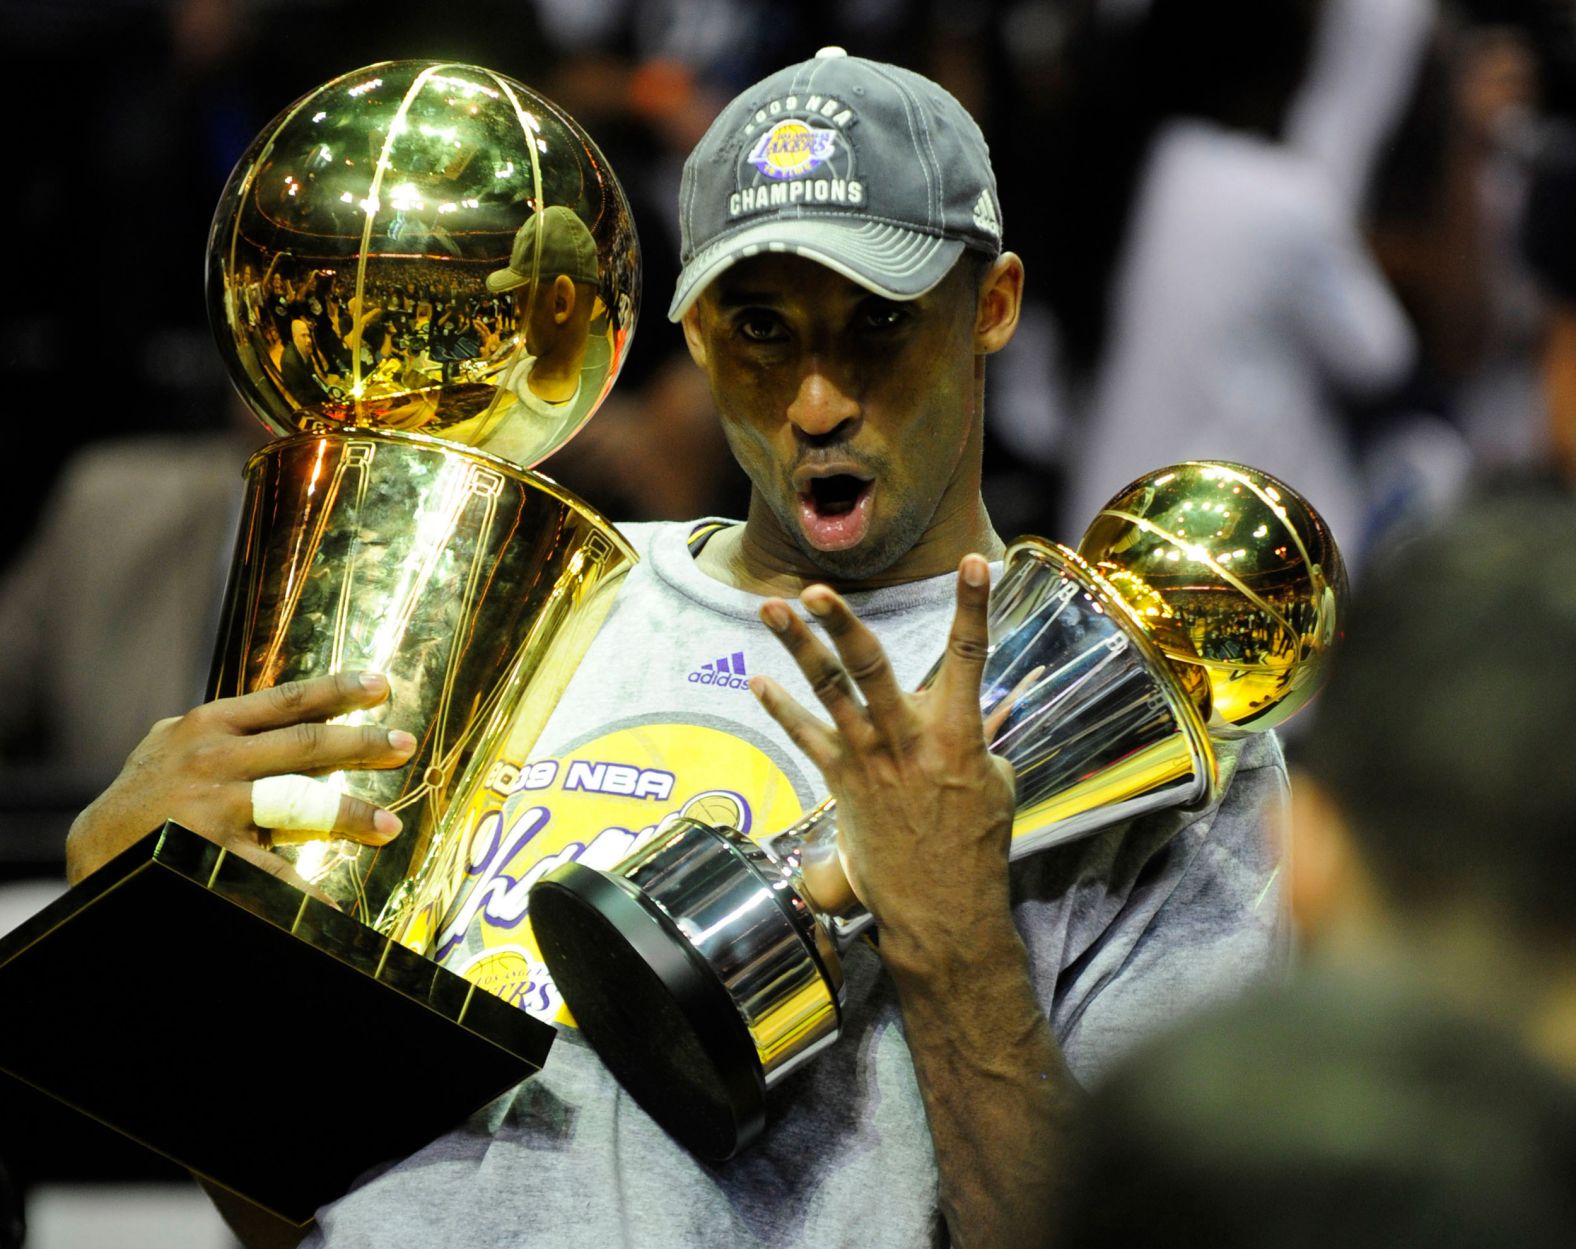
[
  {"x1": 487, "y1": 204, "x2": 600, "y2": 293},
  {"x1": 668, "y1": 47, "x2": 1003, "y2": 321}
]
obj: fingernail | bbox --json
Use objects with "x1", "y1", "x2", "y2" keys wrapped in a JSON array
[
  {"x1": 747, "y1": 676, "x2": 766, "y2": 699},
  {"x1": 373, "y1": 809, "x2": 402, "y2": 838},
  {"x1": 360, "y1": 672, "x2": 388, "y2": 693},
  {"x1": 962, "y1": 555, "x2": 988, "y2": 587},
  {"x1": 762, "y1": 602, "x2": 791, "y2": 632},
  {"x1": 388, "y1": 730, "x2": 417, "y2": 752},
  {"x1": 803, "y1": 592, "x2": 832, "y2": 617}
]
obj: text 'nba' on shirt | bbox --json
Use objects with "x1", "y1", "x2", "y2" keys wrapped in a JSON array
[{"x1": 431, "y1": 752, "x2": 757, "y2": 965}]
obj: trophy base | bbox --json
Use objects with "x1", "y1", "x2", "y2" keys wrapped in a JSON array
[
  {"x1": 0, "y1": 823, "x2": 554, "y2": 1226},
  {"x1": 530, "y1": 861, "x2": 765, "y2": 1161}
]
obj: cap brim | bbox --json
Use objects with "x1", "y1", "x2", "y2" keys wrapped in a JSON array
[
  {"x1": 486, "y1": 268, "x2": 528, "y2": 293},
  {"x1": 667, "y1": 218, "x2": 965, "y2": 321}
]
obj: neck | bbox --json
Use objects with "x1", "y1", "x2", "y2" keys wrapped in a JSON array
[{"x1": 527, "y1": 352, "x2": 580, "y2": 403}]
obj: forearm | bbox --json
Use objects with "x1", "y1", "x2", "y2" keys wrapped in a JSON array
[
  {"x1": 748, "y1": 565, "x2": 1075, "y2": 1241},
  {"x1": 882, "y1": 916, "x2": 1080, "y2": 1249}
]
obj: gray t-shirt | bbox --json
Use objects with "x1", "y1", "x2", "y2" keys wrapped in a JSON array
[{"x1": 306, "y1": 520, "x2": 1289, "y2": 1249}]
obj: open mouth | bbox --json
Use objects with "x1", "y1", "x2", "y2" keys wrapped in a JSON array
[
  {"x1": 797, "y1": 473, "x2": 874, "y2": 551},
  {"x1": 808, "y1": 475, "x2": 867, "y2": 516}
]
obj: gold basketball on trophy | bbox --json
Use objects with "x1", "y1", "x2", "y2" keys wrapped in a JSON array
[
  {"x1": 208, "y1": 59, "x2": 639, "y2": 467},
  {"x1": 1077, "y1": 461, "x2": 1346, "y2": 734}
]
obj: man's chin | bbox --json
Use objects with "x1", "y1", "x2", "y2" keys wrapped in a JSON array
[{"x1": 790, "y1": 524, "x2": 909, "y2": 583}]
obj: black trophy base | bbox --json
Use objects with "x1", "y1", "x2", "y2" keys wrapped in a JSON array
[
  {"x1": 530, "y1": 861, "x2": 764, "y2": 1161},
  {"x1": 0, "y1": 823, "x2": 554, "y2": 1226}
]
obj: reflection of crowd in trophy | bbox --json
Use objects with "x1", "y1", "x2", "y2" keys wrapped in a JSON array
[
  {"x1": 229, "y1": 201, "x2": 612, "y2": 466},
  {"x1": 237, "y1": 265, "x2": 522, "y2": 403}
]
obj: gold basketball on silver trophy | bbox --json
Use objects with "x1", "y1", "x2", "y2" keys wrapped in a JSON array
[
  {"x1": 207, "y1": 60, "x2": 641, "y2": 937},
  {"x1": 529, "y1": 462, "x2": 1346, "y2": 1161}
]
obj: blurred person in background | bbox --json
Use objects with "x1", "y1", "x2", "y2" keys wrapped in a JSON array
[
  {"x1": 0, "y1": 418, "x2": 261, "y2": 794},
  {"x1": 1523, "y1": 104, "x2": 1576, "y2": 485},
  {"x1": 1054, "y1": 485, "x2": 1576, "y2": 1245},
  {"x1": 1046, "y1": 0, "x2": 1416, "y2": 557},
  {"x1": 1056, "y1": 965, "x2": 1576, "y2": 1246},
  {"x1": 1287, "y1": 485, "x2": 1576, "y2": 1079},
  {"x1": 1037, "y1": 0, "x2": 1576, "y2": 567},
  {"x1": 0, "y1": 1164, "x2": 18, "y2": 1249}
]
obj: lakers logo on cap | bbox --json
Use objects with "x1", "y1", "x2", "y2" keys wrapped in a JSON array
[
  {"x1": 747, "y1": 120, "x2": 839, "y2": 180},
  {"x1": 730, "y1": 106, "x2": 865, "y2": 220}
]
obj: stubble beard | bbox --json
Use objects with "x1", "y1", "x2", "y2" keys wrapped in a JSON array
[{"x1": 721, "y1": 421, "x2": 939, "y2": 582}]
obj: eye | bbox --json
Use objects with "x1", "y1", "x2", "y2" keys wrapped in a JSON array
[
  {"x1": 859, "y1": 303, "x2": 910, "y2": 332},
  {"x1": 736, "y1": 311, "x2": 787, "y2": 343}
]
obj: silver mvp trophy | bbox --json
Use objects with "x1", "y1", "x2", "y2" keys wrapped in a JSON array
[{"x1": 528, "y1": 461, "x2": 1346, "y2": 1160}]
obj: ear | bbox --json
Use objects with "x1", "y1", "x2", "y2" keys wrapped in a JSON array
[
  {"x1": 680, "y1": 305, "x2": 709, "y2": 368},
  {"x1": 550, "y1": 274, "x2": 576, "y2": 324},
  {"x1": 974, "y1": 251, "x2": 1024, "y2": 355}
]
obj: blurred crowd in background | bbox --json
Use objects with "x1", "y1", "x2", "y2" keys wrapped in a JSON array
[
  {"x1": 4, "y1": 0, "x2": 1576, "y2": 762},
  {"x1": 5, "y1": 0, "x2": 1576, "y2": 786},
  {"x1": 4, "y1": 0, "x2": 1576, "y2": 1244}
]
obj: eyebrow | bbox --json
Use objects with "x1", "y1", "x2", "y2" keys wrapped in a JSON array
[
  {"x1": 709, "y1": 286, "x2": 784, "y2": 312},
  {"x1": 709, "y1": 287, "x2": 912, "y2": 315}
]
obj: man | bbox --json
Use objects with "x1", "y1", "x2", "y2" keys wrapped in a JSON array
[
  {"x1": 442, "y1": 204, "x2": 604, "y2": 465},
  {"x1": 67, "y1": 50, "x2": 1287, "y2": 1248}
]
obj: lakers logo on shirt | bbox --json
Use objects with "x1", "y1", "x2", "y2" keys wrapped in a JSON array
[{"x1": 434, "y1": 721, "x2": 810, "y2": 1026}]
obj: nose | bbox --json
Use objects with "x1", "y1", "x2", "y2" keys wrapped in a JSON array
[{"x1": 785, "y1": 358, "x2": 860, "y2": 439}]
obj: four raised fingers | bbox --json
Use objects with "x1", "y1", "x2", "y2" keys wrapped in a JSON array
[
  {"x1": 760, "y1": 599, "x2": 871, "y2": 741},
  {"x1": 762, "y1": 558, "x2": 995, "y2": 737},
  {"x1": 746, "y1": 675, "x2": 840, "y2": 772},
  {"x1": 755, "y1": 556, "x2": 998, "y2": 766}
]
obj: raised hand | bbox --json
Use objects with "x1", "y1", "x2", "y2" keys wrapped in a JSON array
[
  {"x1": 751, "y1": 554, "x2": 1070, "y2": 1248},
  {"x1": 748, "y1": 553, "x2": 1016, "y2": 976},
  {"x1": 66, "y1": 672, "x2": 416, "y2": 888}
]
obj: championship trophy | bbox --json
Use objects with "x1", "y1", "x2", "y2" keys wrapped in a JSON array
[
  {"x1": 0, "y1": 62, "x2": 639, "y2": 1223},
  {"x1": 529, "y1": 462, "x2": 1346, "y2": 1160}
]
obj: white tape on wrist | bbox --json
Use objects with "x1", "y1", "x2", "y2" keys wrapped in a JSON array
[{"x1": 251, "y1": 774, "x2": 342, "y2": 832}]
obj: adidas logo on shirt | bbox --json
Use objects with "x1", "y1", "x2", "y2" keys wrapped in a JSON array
[{"x1": 688, "y1": 651, "x2": 751, "y2": 689}]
